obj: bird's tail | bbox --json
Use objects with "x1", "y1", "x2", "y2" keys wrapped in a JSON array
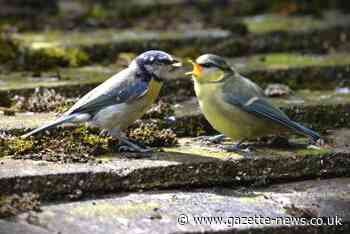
[
  {"x1": 21, "y1": 114, "x2": 78, "y2": 139},
  {"x1": 289, "y1": 121, "x2": 320, "y2": 142}
]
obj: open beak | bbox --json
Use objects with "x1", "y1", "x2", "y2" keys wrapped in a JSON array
[{"x1": 185, "y1": 59, "x2": 202, "y2": 77}]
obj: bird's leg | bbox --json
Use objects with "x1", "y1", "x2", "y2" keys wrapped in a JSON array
[
  {"x1": 109, "y1": 129, "x2": 154, "y2": 153},
  {"x1": 195, "y1": 134, "x2": 226, "y2": 144},
  {"x1": 208, "y1": 134, "x2": 226, "y2": 143}
]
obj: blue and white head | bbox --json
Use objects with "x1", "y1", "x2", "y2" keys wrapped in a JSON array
[{"x1": 130, "y1": 50, "x2": 180, "y2": 81}]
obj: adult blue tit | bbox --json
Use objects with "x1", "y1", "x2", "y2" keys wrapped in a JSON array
[
  {"x1": 188, "y1": 54, "x2": 320, "y2": 151},
  {"x1": 22, "y1": 50, "x2": 180, "y2": 152}
]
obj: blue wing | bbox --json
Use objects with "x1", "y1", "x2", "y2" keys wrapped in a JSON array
[
  {"x1": 223, "y1": 94, "x2": 320, "y2": 141},
  {"x1": 70, "y1": 80, "x2": 149, "y2": 115}
]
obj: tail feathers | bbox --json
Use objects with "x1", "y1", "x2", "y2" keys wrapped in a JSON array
[
  {"x1": 290, "y1": 121, "x2": 320, "y2": 142},
  {"x1": 21, "y1": 114, "x2": 78, "y2": 139}
]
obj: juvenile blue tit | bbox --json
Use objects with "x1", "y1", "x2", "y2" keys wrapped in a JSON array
[
  {"x1": 188, "y1": 54, "x2": 320, "y2": 151},
  {"x1": 22, "y1": 50, "x2": 180, "y2": 152}
]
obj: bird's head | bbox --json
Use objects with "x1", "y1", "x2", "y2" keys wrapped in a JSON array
[
  {"x1": 187, "y1": 54, "x2": 233, "y2": 83},
  {"x1": 131, "y1": 50, "x2": 181, "y2": 81}
]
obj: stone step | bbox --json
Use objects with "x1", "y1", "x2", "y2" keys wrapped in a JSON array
[
  {"x1": 2, "y1": 178, "x2": 350, "y2": 233},
  {"x1": 244, "y1": 11, "x2": 350, "y2": 34},
  {"x1": 0, "y1": 126, "x2": 350, "y2": 201},
  {"x1": 6, "y1": 1, "x2": 348, "y2": 31},
  {"x1": 1, "y1": 53, "x2": 350, "y2": 99},
  {"x1": 4, "y1": 10, "x2": 350, "y2": 70}
]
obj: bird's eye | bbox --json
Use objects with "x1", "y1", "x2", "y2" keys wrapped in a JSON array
[{"x1": 200, "y1": 63, "x2": 213, "y2": 68}]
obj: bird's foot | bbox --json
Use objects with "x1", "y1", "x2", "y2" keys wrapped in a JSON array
[
  {"x1": 315, "y1": 138, "x2": 326, "y2": 147},
  {"x1": 195, "y1": 134, "x2": 225, "y2": 144},
  {"x1": 99, "y1": 129, "x2": 110, "y2": 137},
  {"x1": 221, "y1": 144, "x2": 253, "y2": 157}
]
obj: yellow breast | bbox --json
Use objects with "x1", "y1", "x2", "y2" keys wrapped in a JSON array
[
  {"x1": 145, "y1": 79, "x2": 162, "y2": 103},
  {"x1": 194, "y1": 81, "x2": 272, "y2": 140}
]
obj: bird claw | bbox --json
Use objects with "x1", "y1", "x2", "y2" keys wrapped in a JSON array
[
  {"x1": 99, "y1": 129, "x2": 110, "y2": 137},
  {"x1": 221, "y1": 144, "x2": 253, "y2": 157}
]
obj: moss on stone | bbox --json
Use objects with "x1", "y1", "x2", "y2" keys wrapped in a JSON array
[
  {"x1": 127, "y1": 122, "x2": 177, "y2": 147},
  {"x1": 70, "y1": 201, "x2": 160, "y2": 218},
  {"x1": 244, "y1": 14, "x2": 324, "y2": 34},
  {"x1": 164, "y1": 145, "x2": 241, "y2": 160},
  {"x1": 22, "y1": 47, "x2": 90, "y2": 71},
  {"x1": 1, "y1": 120, "x2": 177, "y2": 163},
  {"x1": 5, "y1": 138, "x2": 34, "y2": 155},
  {"x1": 0, "y1": 193, "x2": 41, "y2": 218},
  {"x1": 14, "y1": 88, "x2": 74, "y2": 113},
  {"x1": 143, "y1": 101, "x2": 175, "y2": 119},
  {"x1": 0, "y1": 33, "x2": 19, "y2": 65},
  {"x1": 236, "y1": 53, "x2": 350, "y2": 72},
  {"x1": 296, "y1": 148, "x2": 332, "y2": 157}
]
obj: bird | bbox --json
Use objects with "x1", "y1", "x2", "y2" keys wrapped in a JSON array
[
  {"x1": 187, "y1": 54, "x2": 320, "y2": 151},
  {"x1": 22, "y1": 50, "x2": 180, "y2": 152}
]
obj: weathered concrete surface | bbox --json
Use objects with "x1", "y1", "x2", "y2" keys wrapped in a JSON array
[
  {"x1": 0, "y1": 113, "x2": 55, "y2": 133},
  {"x1": 0, "y1": 135, "x2": 349, "y2": 201},
  {"x1": 0, "y1": 220, "x2": 50, "y2": 234},
  {"x1": 244, "y1": 11, "x2": 350, "y2": 34},
  {"x1": 2, "y1": 178, "x2": 348, "y2": 234}
]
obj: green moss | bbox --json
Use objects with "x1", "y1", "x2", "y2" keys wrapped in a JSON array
[
  {"x1": 0, "y1": 34, "x2": 19, "y2": 65},
  {"x1": 238, "y1": 195, "x2": 265, "y2": 205},
  {"x1": 163, "y1": 144, "x2": 242, "y2": 160},
  {"x1": 0, "y1": 65, "x2": 116, "y2": 93},
  {"x1": 1, "y1": 121, "x2": 176, "y2": 163},
  {"x1": 23, "y1": 47, "x2": 90, "y2": 71},
  {"x1": 6, "y1": 138, "x2": 34, "y2": 155},
  {"x1": 296, "y1": 148, "x2": 332, "y2": 157},
  {"x1": 244, "y1": 14, "x2": 324, "y2": 34},
  {"x1": 235, "y1": 53, "x2": 350, "y2": 72},
  {"x1": 127, "y1": 122, "x2": 177, "y2": 147},
  {"x1": 70, "y1": 201, "x2": 159, "y2": 218}
]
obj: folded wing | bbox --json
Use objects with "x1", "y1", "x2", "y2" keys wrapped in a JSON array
[{"x1": 223, "y1": 93, "x2": 320, "y2": 141}]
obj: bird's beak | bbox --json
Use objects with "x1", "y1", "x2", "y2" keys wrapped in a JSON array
[
  {"x1": 185, "y1": 59, "x2": 202, "y2": 78},
  {"x1": 171, "y1": 59, "x2": 182, "y2": 67}
]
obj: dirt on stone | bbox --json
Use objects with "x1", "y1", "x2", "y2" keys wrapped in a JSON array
[
  {"x1": 13, "y1": 88, "x2": 75, "y2": 113},
  {"x1": 0, "y1": 120, "x2": 177, "y2": 163},
  {"x1": 0, "y1": 193, "x2": 41, "y2": 218}
]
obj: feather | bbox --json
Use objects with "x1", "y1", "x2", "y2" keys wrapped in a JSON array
[{"x1": 223, "y1": 93, "x2": 320, "y2": 141}]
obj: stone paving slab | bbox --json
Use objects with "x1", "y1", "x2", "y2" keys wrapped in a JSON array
[
  {"x1": 0, "y1": 220, "x2": 50, "y2": 234},
  {"x1": 2, "y1": 178, "x2": 349, "y2": 234},
  {"x1": 1, "y1": 139, "x2": 349, "y2": 202}
]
